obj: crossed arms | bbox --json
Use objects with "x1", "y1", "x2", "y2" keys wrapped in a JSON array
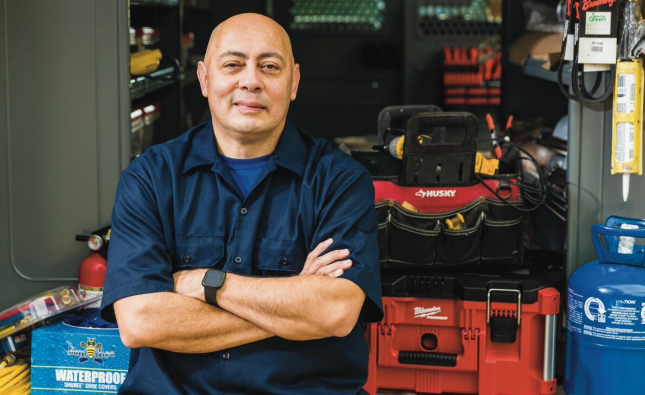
[{"x1": 114, "y1": 239, "x2": 366, "y2": 353}]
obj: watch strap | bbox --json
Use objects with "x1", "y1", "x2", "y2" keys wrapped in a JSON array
[{"x1": 204, "y1": 284, "x2": 218, "y2": 306}]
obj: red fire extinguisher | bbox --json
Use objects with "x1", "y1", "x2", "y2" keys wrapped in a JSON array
[{"x1": 75, "y1": 226, "x2": 110, "y2": 308}]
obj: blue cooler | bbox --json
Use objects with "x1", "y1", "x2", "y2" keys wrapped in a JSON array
[{"x1": 565, "y1": 216, "x2": 645, "y2": 395}]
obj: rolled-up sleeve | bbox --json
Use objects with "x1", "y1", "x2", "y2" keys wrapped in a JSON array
[
  {"x1": 100, "y1": 167, "x2": 174, "y2": 323},
  {"x1": 311, "y1": 161, "x2": 383, "y2": 323}
]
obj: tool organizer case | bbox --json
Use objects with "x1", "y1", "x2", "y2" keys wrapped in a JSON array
[{"x1": 363, "y1": 272, "x2": 560, "y2": 395}]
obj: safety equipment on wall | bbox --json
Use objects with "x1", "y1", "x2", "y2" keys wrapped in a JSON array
[{"x1": 75, "y1": 226, "x2": 110, "y2": 309}]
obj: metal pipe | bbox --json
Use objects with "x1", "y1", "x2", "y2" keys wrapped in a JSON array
[{"x1": 543, "y1": 314, "x2": 557, "y2": 381}]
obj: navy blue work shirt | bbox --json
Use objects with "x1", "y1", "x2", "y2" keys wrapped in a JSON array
[{"x1": 100, "y1": 120, "x2": 383, "y2": 395}]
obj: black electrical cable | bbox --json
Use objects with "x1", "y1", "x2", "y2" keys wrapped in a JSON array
[{"x1": 474, "y1": 140, "x2": 547, "y2": 213}]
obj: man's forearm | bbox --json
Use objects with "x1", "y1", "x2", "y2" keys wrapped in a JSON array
[
  {"x1": 217, "y1": 274, "x2": 364, "y2": 341},
  {"x1": 114, "y1": 292, "x2": 274, "y2": 353}
]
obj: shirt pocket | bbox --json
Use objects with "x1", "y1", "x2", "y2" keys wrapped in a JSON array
[
  {"x1": 252, "y1": 238, "x2": 308, "y2": 277},
  {"x1": 172, "y1": 236, "x2": 225, "y2": 270}
]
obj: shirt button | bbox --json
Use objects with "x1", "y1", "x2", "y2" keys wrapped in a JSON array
[
  {"x1": 182, "y1": 254, "x2": 191, "y2": 264},
  {"x1": 222, "y1": 353, "x2": 230, "y2": 360},
  {"x1": 240, "y1": 208, "x2": 248, "y2": 215},
  {"x1": 234, "y1": 256, "x2": 243, "y2": 265},
  {"x1": 280, "y1": 257, "x2": 289, "y2": 266}
]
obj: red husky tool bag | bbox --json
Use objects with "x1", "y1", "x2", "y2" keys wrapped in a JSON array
[{"x1": 354, "y1": 111, "x2": 526, "y2": 270}]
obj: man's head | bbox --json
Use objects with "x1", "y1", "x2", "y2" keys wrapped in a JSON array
[{"x1": 197, "y1": 13, "x2": 300, "y2": 145}]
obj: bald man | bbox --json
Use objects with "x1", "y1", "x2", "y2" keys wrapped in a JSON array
[{"x1": 101, "y1": 13, "x2": 382, "y2": 395}]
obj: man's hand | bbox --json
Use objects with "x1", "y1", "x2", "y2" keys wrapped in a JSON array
[
  {"x1": 173, "y1": 269, "x2": 208, "y2": 300},
  {"x1": 299, "y1": 238, "x2": 353, "y2": 277}
]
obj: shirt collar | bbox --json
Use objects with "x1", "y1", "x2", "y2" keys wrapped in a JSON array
[
  {"x1": 182, "y1": 119, "x2": 308, "y2": 177},
  {"x1": 273, "y1": 119, "x2": 307, "y2": 177},
  {"x1": 181, "y1": 121, "x2": 217, "y2": 175}
]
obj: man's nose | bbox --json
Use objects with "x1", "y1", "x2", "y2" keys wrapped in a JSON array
[{"x1": 237, "y1": 66, "x2": 262, "y2": 92}]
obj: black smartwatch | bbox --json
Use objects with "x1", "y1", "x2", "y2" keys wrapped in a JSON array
[{"x1": 202, "y1": 269, "x2": 226, "y2": 306}]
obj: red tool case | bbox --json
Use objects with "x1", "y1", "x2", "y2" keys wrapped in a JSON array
[
  {"x1": 363, "y1": 273, "x2": 560, "y2": 395},
  {"x1": 355, "y1": 111, "x2": 527, "y2": 270}
]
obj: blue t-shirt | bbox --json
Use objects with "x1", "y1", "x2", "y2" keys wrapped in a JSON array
[
  {"x1": 101, "y1": 120, "x2": 383, "y2": 395},
  {"x1": 220, "y1": 154, "x2": 272, "y2": 199}
]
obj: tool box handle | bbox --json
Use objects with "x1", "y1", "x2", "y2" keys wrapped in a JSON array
[
  {"x1": 404, "y1": 112, "x2": 478, "y2": 155},
  {"x1": 592, "y1": 222, "x2": 645, "y2": 266},
  {"x1": 398, "y1": 351, "x2": 457, "y2": 367},
  {"x1": 400, "y1": 112, "x2": 478, "y2": 185}
]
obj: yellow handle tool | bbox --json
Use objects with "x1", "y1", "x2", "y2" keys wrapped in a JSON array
[
  {"x1": 612, "y1": 58, "x2": 644, "y2": 201},
  {"x1": 130, "y1": 49, "x2": 162, "y2": 76}
]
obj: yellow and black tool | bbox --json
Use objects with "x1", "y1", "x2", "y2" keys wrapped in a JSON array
[
  {"x1": 612, "y1": 0, "x2": 645, "y2": 201},
  {"x1": 475, "y1": 152, "x2": 499, "y2": 176},
  {"x1": 445, "y1": 213, "x2": 466, "y2": 230},
  {"x1": 130, "y1": 49, "x2": 162, "y2": 76}
]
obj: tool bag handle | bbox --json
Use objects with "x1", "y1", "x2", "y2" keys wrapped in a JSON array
[
  {"x1": 377, "y1": 105, "x2": 443, "y2": 146},
  {"x1": 400, "y1": 112, "x2": 478, "y2": 185}
]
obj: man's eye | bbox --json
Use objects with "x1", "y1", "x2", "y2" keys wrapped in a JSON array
[
  {"x1": 262, "y1": 64, "x2": 279, "y2": 71},
  {"x1": 224, "y1": 63, "x2": 240, "y2": 68}
]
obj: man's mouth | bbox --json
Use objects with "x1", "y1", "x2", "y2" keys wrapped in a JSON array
[{"x1": 233, "y1": 101, "x2": 266, "y2": 112}]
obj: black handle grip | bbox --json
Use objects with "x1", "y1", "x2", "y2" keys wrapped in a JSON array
[
  {"x1": 398, "y1": 351, "x2": 457, "y2": 367},
  {"x1": 404, "y1": 112, "x2": 478, "y2": 154},
  {"x1": 377, "y1": 105, "x2": 443, "y2": 145},
  {"x1": 400, "y1": 112, "x2": 478, "y2": 185}
]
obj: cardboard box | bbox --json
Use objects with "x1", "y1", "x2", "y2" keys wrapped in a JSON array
[
  {"x1": 509, "y1": 33, "x2": 562, "y2": 69},
  {"x1": 31, "y1": 322, "x2": 130, "y2": 394}
]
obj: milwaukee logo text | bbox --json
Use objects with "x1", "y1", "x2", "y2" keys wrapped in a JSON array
[{"x1": 414, "y1": 306, "x2": 449, "y2": 321}]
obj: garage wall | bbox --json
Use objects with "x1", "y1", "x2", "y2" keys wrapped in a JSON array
[{"x1": 0, "y1": 0, "x2": 129, "y2": 309}]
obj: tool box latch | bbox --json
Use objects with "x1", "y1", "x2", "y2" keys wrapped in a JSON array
[{"x1": 487, "y1": 288, "x2": 521, "y2": 343}]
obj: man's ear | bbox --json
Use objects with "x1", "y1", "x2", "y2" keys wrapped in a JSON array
[
  {"x1": 197, "y1": 61, "x2": 208, "y2": 98},
  {"x1": 290, "y1": 63, "x2": 301, "y2": 101}
]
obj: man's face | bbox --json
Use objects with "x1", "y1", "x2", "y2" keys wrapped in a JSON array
[{"x1": 198, "y1": 21, "x2": 300, "y2": 140}]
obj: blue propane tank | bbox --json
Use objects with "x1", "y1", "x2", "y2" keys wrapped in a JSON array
[{"x1": 565, "y1": 216, "x2": 645, "y2": 395}]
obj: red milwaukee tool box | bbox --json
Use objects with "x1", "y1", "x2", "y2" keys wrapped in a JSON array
[{"x1": 363, "y1": 273, "x2": 561, "y2": 395}]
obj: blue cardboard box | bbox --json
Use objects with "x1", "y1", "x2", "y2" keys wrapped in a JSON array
[{"x1": 31, "y1": 322, "x2": 130, "y2": 394}]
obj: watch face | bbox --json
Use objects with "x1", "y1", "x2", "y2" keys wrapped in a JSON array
[{"x1": 202, "y1": 270, "x2": 226, "y2": 288}]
